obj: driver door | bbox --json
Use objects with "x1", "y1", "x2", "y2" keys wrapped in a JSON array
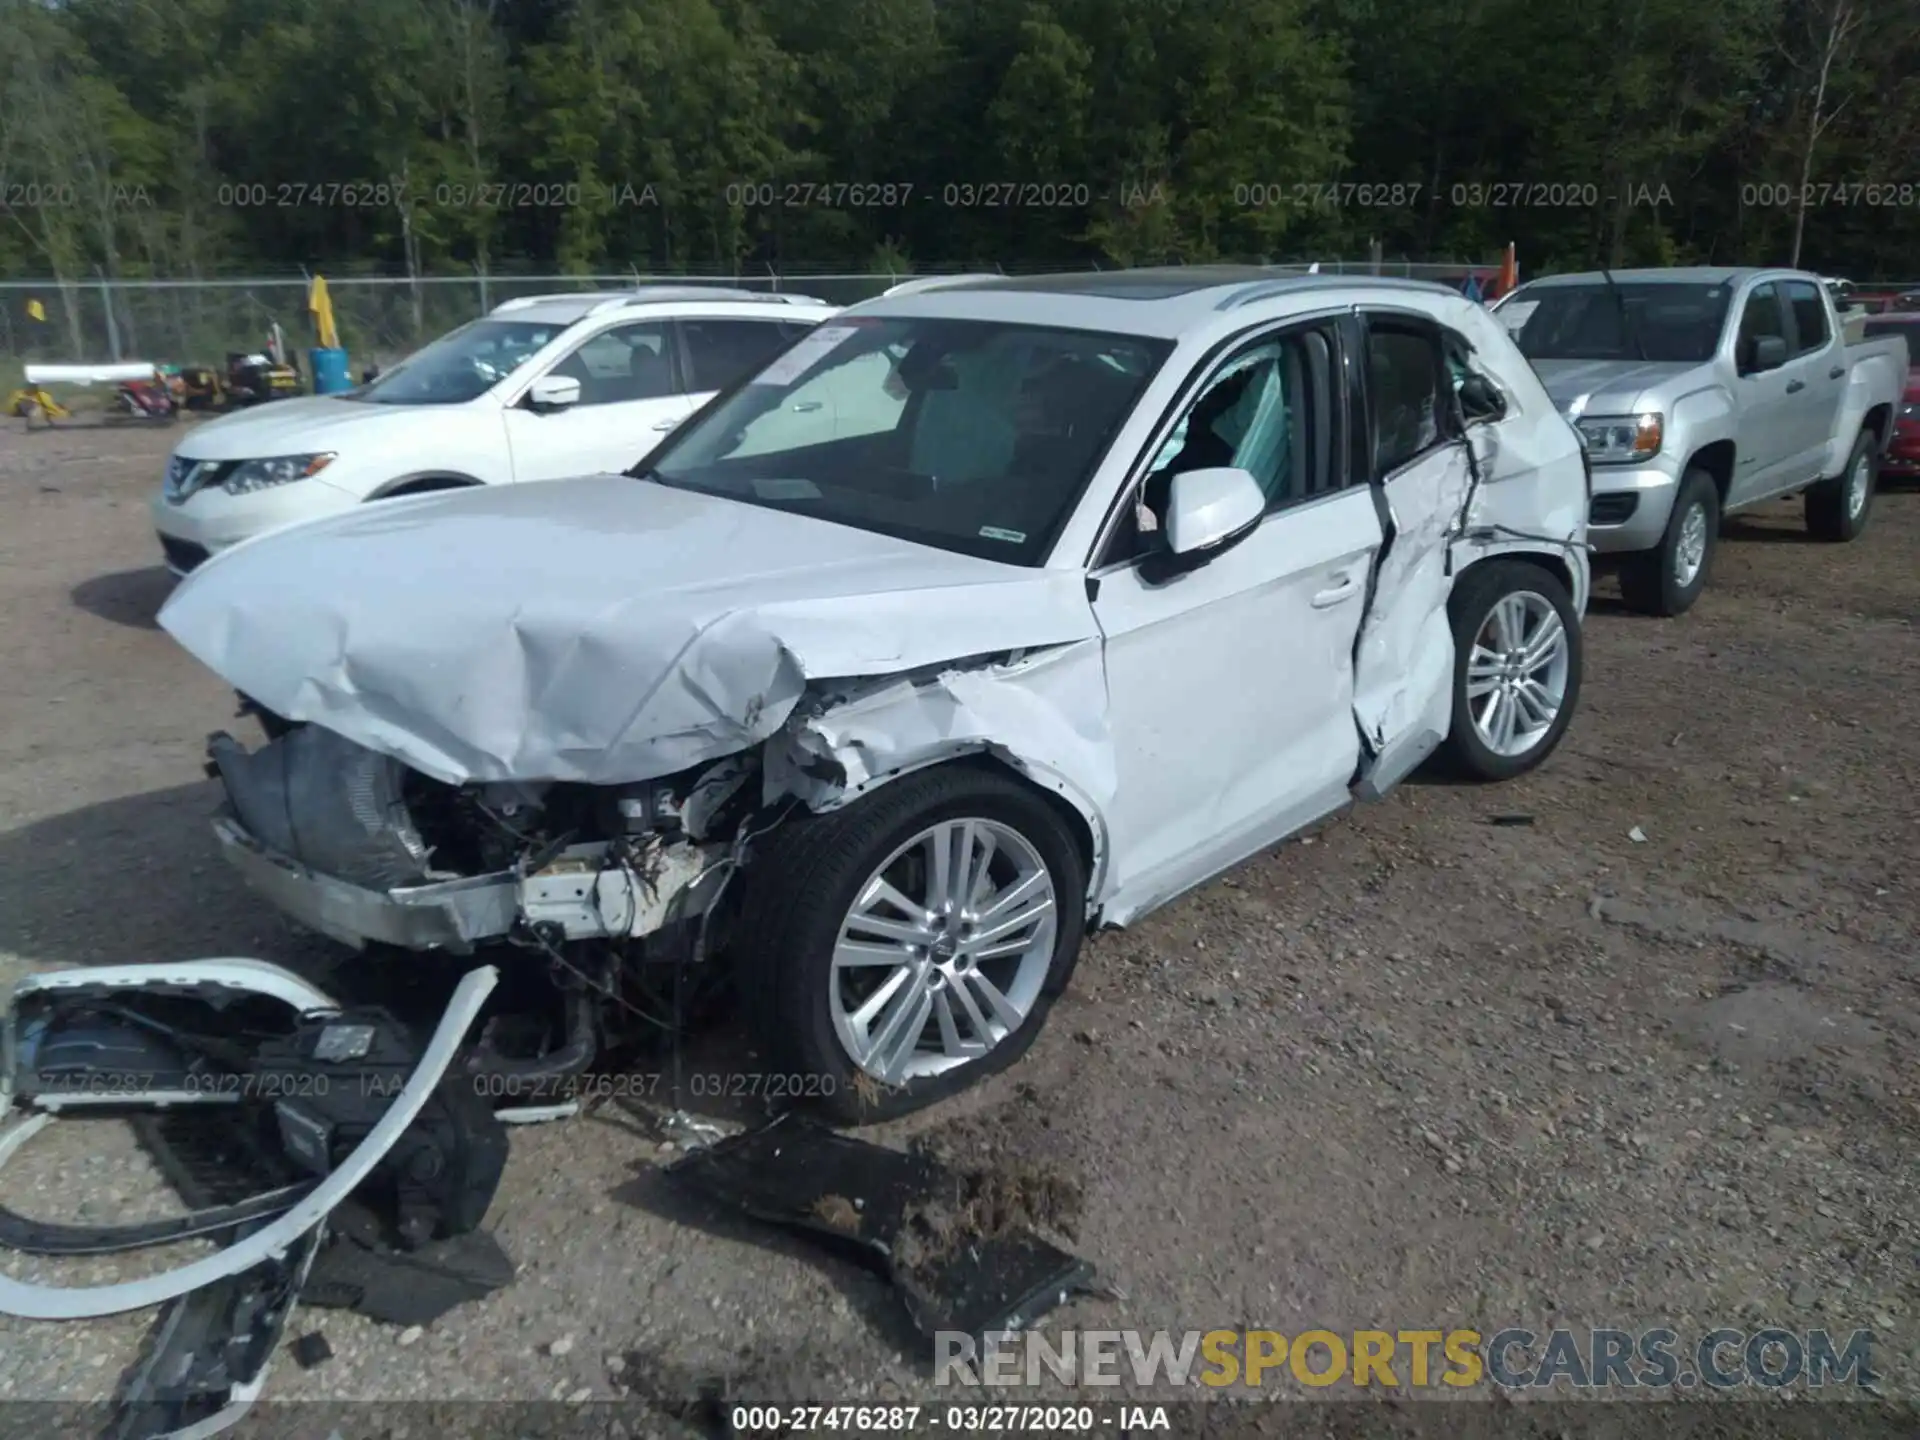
[
  {"x1": 1727, "y1": 283, "x2": 1799, "y2": 504},
  {"x1": 1091, "y1": 320, "x2": 1386, "y2": 920},
  {"x1": 502, "y1": 320, "x2": 695, "y2": 482}
]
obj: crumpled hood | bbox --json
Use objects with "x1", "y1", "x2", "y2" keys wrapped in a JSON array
[
  {"x1": 158, "y1": 475, "x2": 1098, "y2": 786},
  {"x1": 1530, "y1": 358, "x2": 1700, "y2": 418}
]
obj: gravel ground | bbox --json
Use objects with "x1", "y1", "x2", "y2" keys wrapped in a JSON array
[{"x1": 0, "y1": 415, "x2": 1914, "y2": 1420}]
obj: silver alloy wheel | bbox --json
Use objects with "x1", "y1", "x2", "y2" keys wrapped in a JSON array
[
  {"x1": 1846, "y1": 452, "x2": 1871, "y2": 520},
  {"x1": 1464, "y1": 590, "x2": 1572, "y2": 758},
  {"x1": 1672, "y1": 500, "x2": 1709, "y2": 589},
  {"x1": 830, "y1": 818, "x2": 1058, "y2": 1084}
]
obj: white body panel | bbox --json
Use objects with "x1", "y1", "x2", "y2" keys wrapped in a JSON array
[{"x1": 162, "y1": 270, "x2": 1591, "y2": 932}]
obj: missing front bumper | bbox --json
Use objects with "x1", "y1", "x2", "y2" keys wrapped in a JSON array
[
  {"x1": 214, "y1": 814, "x2": 518, "y2": 952},
  {"x1": 213, "y1": 815, "x2": 729, "y2": 954}
]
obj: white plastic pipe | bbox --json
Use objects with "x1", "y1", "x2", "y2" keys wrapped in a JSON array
[{"x1": 22, "y1": 363, "x2": 160, "y2": 386}]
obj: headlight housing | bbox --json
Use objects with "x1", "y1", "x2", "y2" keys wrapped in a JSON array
[
  {"x1": 1573, "y1": 413, "x2": 1663, "y2": 464},
  {"x1": 221, "y1": 453, "x2": 336, "y2": 496}
]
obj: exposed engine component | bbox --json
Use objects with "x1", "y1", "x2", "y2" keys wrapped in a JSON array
[
  {"x1": 208, "y1": 725, "x2": 432, "y2": 889},
  {"x1": 205, "y1": 722, "x2": 753, "y2": 963}
]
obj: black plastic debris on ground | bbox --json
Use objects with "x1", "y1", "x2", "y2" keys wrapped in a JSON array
[
  {"x1": 288, "y1": 1331, "x2": 334, "y2": 1370},
  {"x1": 110, "y1": 1221, "x2": 323, "y2": 1440},
  {"x1": 136, "y1": 1110, "x2": 515, "y2": 1328},
  {"x1": 666, "y1": 1113, "x2": 1098, "y2": 1348},
  {"x1": 299, "y1": 1199, "x2": 515, "y2": 1326}
]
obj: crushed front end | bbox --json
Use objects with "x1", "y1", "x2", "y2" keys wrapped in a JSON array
[{"x1": 204, "y1": 713, "x2": 753, "y2": 960}]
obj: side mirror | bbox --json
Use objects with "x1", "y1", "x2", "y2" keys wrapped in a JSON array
[
  {"x1": 1457, "y1": 373, "x2": 1507, "y2": 422},
  {"x1": 526, "y1": 374, "x2": 581, "y2": 412},
  {"x1": 1740, "y1": 334, "x2": 1788, "y2": 375},
  {"x1": 1164, "y1": 466, "x2": 1265, "y2": 557}
]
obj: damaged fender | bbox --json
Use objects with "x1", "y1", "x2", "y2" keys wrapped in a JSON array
[
  {"x1": 764, "y1": 639, "x2": 1116, "y2": 901},
  {"x1": 0, "y1": 965, "x2": 495, "y2": 1321}
]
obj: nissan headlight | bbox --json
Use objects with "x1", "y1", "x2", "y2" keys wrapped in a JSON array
[
  {"x1": 221, "y1": 452, "x2": 336, "y2": 496},
  {"x1": 1573, "y1": 413, "x2": 1663, "y2": 464}
]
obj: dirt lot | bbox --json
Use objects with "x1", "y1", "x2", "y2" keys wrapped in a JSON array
[{"x1": 0, "y1": 415, "x2": 1915, "y2": 1418}]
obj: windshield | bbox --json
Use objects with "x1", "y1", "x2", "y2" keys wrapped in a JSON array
[
  {"x1": 1504, "y1": 282, "x2": 1734, "y2": 363},
  {"x1": 353, "y1": 318, "x2": 569, "y2": 405},
  {"x1": 641, "y1": 317, "x2": 1171, "y2": 565}
]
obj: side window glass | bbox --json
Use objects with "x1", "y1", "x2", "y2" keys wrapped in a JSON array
[
  {"x1": 682, "y1": 320, "x2": 792, "y2": 392},
  {"x1": 1739, "y1": 284, "x2": 1784, "y2": 344},
  {"x1": 1784, "y1": 282, "x2": 1828, "y2": 354},
  {"x1": 546, "y1": 322, "x2": 674, "y2": 405},
  {"x1": 1106, "y1": 327, "x2": 1328, "y2": 564},
  {"x1": 1367, "y1": 325, "x2": 1445, "y2": 476},
  {"x1": 1444, "y1": 332, "x2": 1503, "y2": 425}
]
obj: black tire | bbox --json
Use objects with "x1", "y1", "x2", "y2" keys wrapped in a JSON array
[
  {"x1": 1805, "y1": 429, "x2": 1877, "y2": 542},
  {"x1": 1618, "y1": 466, "x2": 1718, "y2": 616},
  {"x1": 1439, "y1": 558, "x2": 1583, "y2": 782},
  {"x1": 731, "y1": 764, "x2": 1087, "y2": 1124}
]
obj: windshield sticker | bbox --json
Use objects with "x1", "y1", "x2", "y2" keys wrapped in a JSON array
[
  {"x1": 1495, "y1": 299, "x2": 1538, "y2": 333},
  {"x1": 753, "y1": 477, "x2": 823, "y2": 501},
  {"x1": 978, "y1": 525, "x2": 1026, "y2": 543},
  {"x1": 752, "y1": 324, "x2": 863, "y2": 386}
]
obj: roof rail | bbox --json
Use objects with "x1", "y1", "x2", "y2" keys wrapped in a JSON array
[
  {"x1": 880, "y1": 274, "x2": 1002, "y2": 298},
  {"x1": 490, "y1": 284, "x2": 829, "y2": 316},
  {"x1": 490, "y1": 290, "x2": 635, "y2": 314},
  {"x1": 1215, "y1": 273, "x2": 1459, "y2": 311}
]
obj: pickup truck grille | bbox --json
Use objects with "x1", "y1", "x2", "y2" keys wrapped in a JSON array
[{"x1": 1590, "y1": 493, "x2": 1640, "y2": 526}]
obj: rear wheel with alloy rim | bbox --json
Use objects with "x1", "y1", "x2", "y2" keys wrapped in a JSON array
[
  {"x1": 1805, "y1": 429, "x2": 1877, "y2": 542},
  {"x1": 1619, "y1": 466, "x2": 1719, "y2": 616},
  {"x1": 1440, "y1": 558, "x2": 1583, "y2": 782},
  {"x1": 733, "y1": 765, "x2": 1086, "y2": 1123}
]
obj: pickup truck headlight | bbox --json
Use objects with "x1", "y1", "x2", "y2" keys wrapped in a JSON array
[
  {"x1": 1574, "y1": 413, "x2": 1663, "y2": 464},
  {"x1": 221, "y1": 453, "x2": 336, "y2": 496}
]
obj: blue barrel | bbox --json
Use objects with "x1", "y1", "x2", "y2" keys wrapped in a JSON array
[{"x1": 309, "y1": 347, "x2": 352, "y2": 394}]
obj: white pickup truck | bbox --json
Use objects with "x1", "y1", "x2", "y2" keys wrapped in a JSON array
[{"x1": 1493, "y1": 267, "x2": 1910, "y2": 614}]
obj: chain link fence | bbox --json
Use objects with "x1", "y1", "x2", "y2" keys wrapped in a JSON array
[
  {"x1": 8, "y1": 259, "x2": 1918, "y2": 377},
  {"x1": 0, "y1": 258, "x2": 1549, "y2": 378},
  {"x1": 0, "y1": 271, "x2": 910, "y2": 377}
]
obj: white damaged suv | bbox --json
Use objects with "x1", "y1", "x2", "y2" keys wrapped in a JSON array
[
  {"x1": 160, "y1": 267, "x2": 1590, "y2": 1121},
  {"x1": 151, "y1": 287, "x2": 839, "y2": 575}
]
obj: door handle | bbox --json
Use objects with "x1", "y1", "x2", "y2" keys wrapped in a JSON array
[
  {"x1": 791, "y1": 400, "x2": 824, "y2": 413},
  {"x1": 1829, "y1": 365, "x2": 1845, "y2": 379},
  {"x1": 1785, "y1": 379, "x2": 1806, "y2": 393},
  {"x1": 1311, "y1": 574, "x2": 1358, "y2": 608},
  {"x1": 651, "y1": 418, "x2": 679, "y2": 431}
]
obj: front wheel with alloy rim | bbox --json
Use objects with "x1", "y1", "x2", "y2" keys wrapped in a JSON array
[
  {"x1": 731, "y1": 765, "x2": 1087, "y2": 1124},
  {"x1": 1439, "y1": 558, "x2": 1583, "y2": 782},
  {"x1": 1805, "y1": 429, "x2": 1877, "y2": 541},
  {"x1": 1619, "y1": 466, "x2": 1719, "y2": 616}
]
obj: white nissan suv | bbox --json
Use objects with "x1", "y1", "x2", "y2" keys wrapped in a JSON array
[{"x1": 151, "y1": 287, "x2": 840, "y2": 575}]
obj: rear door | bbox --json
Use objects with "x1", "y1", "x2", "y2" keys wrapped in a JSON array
[
  {"x1": 502, "y1": 319, "x2": 693, "y2": 482},
  {"x1": 678, "y1": 317, "x2": 810, "y2": 408},
  {"x1": 1347, "y1": 311, "x2": 1476, "y2": 792},
  {"x1": 1780, "y1": 278, "x2": 1847, "y2": 481}
]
